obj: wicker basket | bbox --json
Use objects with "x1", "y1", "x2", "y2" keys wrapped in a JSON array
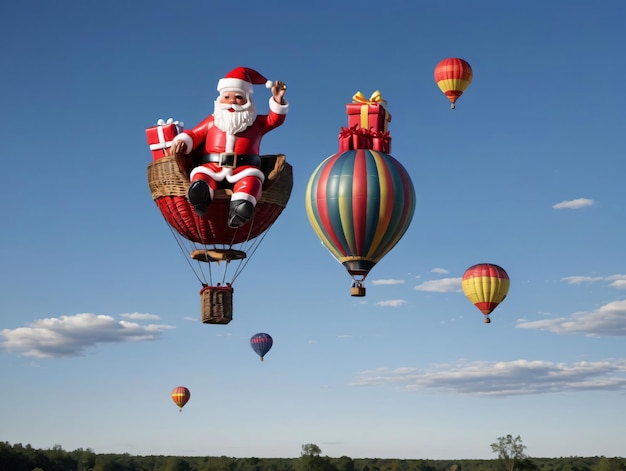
[
  {"x1": 201, "y1": 285, "x2": 234, "y2": 325},
  {"x1": 148, "y1": 153, "x2": 292, "y2": 203}
]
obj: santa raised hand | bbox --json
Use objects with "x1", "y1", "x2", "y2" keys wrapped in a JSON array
[{"x1": 170, "y1": 67, "x2": 288, "y2": 228}]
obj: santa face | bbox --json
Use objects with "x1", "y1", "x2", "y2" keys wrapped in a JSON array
[{"x1": 213, "y1": 92, "x2": 257, "y2": 135}]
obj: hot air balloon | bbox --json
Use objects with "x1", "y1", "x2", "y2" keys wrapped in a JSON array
[
  {"x1": 171, "y1": 386, "x2": 190, "y2": 411},
  {"x1": 305, "y1": 91, "x2": 416, "y2": 297},
  {"x1": 145, "y1": 69, "x2": 293, "y2": 325},
  {"x1": 462, "y1": 263, "x2": 509, "y2": 323},
  {"x1": 250, "y1": 333, "x2": 273, "y2": 361},
  {"x1": 434, "y1": 58, "x2": 473, "y2": 109}
]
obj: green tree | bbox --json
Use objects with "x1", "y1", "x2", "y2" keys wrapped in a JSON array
[
  {"x1": 302, "y1": 444, "x2": 322, "y2": 457},
  {"x1": 490, "y1": 435, "x2": 527, "y2": 471},
  {"x1": 299, "y1": 444, "x2": 336, "y2": 471},
  {"x1": 335, "y1": 456, "x2": 355, "y2": 471},
  {"x1": 596, "y1": 457, "x2": 624, "y2": 471},
  {"x1": 161, "y1": 456, "x2": 192, "y2": 471}
]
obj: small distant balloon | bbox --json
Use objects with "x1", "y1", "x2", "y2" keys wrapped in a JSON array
[
  {"x1": 250, "y1": 333, "x2": 273, "y2": 361},
  {"x1": 434, "y1": 58, "x2": 473, "y2": 109},
  {"x1": 171, "y1": 386, "x2": 190, "y2": 411},
  {"x1": 462, "y1": 263, "x2": 509, "y2": 323}
]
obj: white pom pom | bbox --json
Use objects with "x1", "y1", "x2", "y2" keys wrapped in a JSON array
[{"x1": 265, "y1": 80, "x2": 273, "y2": 88}]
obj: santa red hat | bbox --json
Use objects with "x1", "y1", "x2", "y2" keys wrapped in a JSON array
[{"x1": 217, "y1": 67, "x2": 273, "y2": 95}]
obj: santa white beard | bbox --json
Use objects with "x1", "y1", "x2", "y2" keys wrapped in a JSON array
[{"x1": 213, "y1": 99, "x2": 257, "y2": 135}]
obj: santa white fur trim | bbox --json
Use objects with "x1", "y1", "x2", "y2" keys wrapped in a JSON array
[
  {"x1": 217, "y1": 78, "x2": 253, "y2": 95},
  {"x1": 173, "y1": 133, "x2": 194, "y2": 154},
  {"x1": 226, "y1": 167, "x2": 265, "y2": 183},
  {"x1": 190, "y1": 166, "x2": 265, "y2": 183},
  {"x1": 230, "y1": 192, "x2": 258, "y2": 206},
  {"x1": 269, "y1": 97, "x2": 289, "y2": 115}
]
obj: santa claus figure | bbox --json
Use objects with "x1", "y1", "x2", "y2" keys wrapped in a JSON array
[{"x1": 170, "y1": 67, "x2": 288, "y2": 228}]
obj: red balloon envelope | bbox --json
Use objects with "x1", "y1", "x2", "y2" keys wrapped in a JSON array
[
  {"x1": 171, "y1": 386, "x2": 190, "y2": 411},
  {"x1": 434, "y1": 58, "x2": 473, "y2": 109}
]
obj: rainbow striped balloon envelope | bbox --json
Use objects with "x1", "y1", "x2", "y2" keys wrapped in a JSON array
[
  {"x1": 305, "y1": 148, "x2": 416, "y2": 289},
  {"x1": 462, "y1": 263, "x2": 510, "y2": 323}
]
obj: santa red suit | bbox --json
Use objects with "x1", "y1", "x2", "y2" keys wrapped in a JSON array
[{"x1": 171, "y1": 67, "x2": 288, "y2": 228}]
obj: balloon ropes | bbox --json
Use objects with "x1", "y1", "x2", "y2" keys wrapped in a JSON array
[
  {"x1": 305, "y1": 91, "x2": 416, "y2": 297},
  {"x1": 171, "y1": 386, "x2": 190, "y2": 411},
  {"x1": 462, "y1": 263, "x2": 510, "y2": 324},
  {"x1": 250, "y1": 332, "x2": 273, "y2": 361},
  {"x1": 145, "y1": 68, "x2": 292, "y2": 325},
  {"x1": 434, "y1": 58, "x2": 473, "y2": 109}
]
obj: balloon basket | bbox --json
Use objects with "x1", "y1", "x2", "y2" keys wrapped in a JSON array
[
  {"x1": 201, "y1": 285, "x2": 233, "y2": 325},
  {"x1": 350, "y1": 283, "x2": 366, "y2": 297}
]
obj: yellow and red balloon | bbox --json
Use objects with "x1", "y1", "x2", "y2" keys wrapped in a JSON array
[
  {"x1": 171, "y1": 386, "x2": 190, "y2": 411},
  {"x1": 434, "y1": 58, "x2": 473, "y2": 109},
  {"x1": 462, "y1": 263, "x2": 509, "y2": 323}
]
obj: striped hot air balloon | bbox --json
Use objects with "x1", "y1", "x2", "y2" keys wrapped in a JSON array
[
  {"x1": 434, "y1": 58, "x2": 473, "y2": 109},
  {"x1": 171, "y1": 386, "x2": 190, "y2": 411},
  {"x1": 305, "y1": 149, "x2": 416, "y2": 296},
  {"x1": 462, "y1": 263, "x2": 510, "y2": 323}
]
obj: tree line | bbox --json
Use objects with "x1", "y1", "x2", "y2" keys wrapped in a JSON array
[{"x1": 0, "y1": 441, "x2": 623, "y2": 471}]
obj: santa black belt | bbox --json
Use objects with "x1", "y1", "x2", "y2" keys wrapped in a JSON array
[{"x1": 198, "y1": 153, "x2": 261, "y2": 168}]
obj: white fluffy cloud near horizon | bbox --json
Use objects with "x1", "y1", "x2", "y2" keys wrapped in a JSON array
[
  {"x1": 0, "y1": 313, "x2": 175, "y2": 358},
  {"x1": 516, "y1": 300, "x2": 626, "y2": 336},
  {"x1": 352, "y1": 358, "x2": 626, "y2": 396}
]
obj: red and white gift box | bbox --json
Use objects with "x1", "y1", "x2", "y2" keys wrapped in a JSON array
[{"x1": 146, "y1": 118, "x2": 184, "y2": 160}]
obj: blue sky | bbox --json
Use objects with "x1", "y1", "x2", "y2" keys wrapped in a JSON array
[{"x1": 1, "y1": 0, "x2": 625, "y2": 461}]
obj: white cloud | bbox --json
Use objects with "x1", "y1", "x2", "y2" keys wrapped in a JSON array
[
  {"x1": 0, "y1": 313, "x2": 174, "y2": 358},
  {"x1": 351, "y1": 358, "x2": 626, "y2": 396},
  {"x1": 414, "y1": 277, "x2": 462, "y2": 293},
  {"x1": 431, "y1": 268, "x2": 449, "y2": 274},
  {"x1": 516, "y1": 299, "x2": 626, "y2": 336},
  {"x1": 337, "y1": 335, "x2": 353, "y2": 339},
  {"x1": 120, "y1": 312, "x2": 161, "y2": 320},
  {"x1": 371, "y1": 279, "x2": 405, "y2": 285},
  {"x1": 562, "y1": 274, "x2": 626, "y2": 289},
  {"x1": 552, "y1": 198, "x2": 594, "y2": 209},
  {"x1": 561, "y1": 276, "x2": 604, "y2": 284},
  {"x1": 376, "y1": 299, "x2": 407, "y2": 307}
]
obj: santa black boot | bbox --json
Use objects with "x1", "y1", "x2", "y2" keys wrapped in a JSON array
[
  {"x1": 228, "y1": 200, "x2": 255, "y2": 228},
  {"x1": 187, "y1": 180, "x2": 212, "y2": 217}
]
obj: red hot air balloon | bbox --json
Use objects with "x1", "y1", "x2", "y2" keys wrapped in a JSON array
[
  {"x1": 434, "y1": 58, "x2": 473, "y2": 109},
  {"x1": 171, "y1": 386, "x2": 190, "y2": 411},
  {"x1": 305, "y1": 91, "x2": 416, "y2": 297},
  {"x1": 461, "y1": 263, "x2": 510, "y2": 323},
  {"x1": 145, "y1": 68, "x2": 293, "y2": 325}
]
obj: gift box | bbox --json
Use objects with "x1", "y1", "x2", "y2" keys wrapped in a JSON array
[
  {"x1": 339, "y1": 125, "x2": 358, "y2": 152},
  {"x1": 371, "y1": 131, "x2": 391, "y2": 153},
  {"x1": 346, "y1": 90, "x2": 392, "y2": 133},
  {"x1": 146, "y1": 118, "x2": 183, "y2": 160},
  {"x1": 352, "y1": 127, "x2": 372, "y2": 150}
]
